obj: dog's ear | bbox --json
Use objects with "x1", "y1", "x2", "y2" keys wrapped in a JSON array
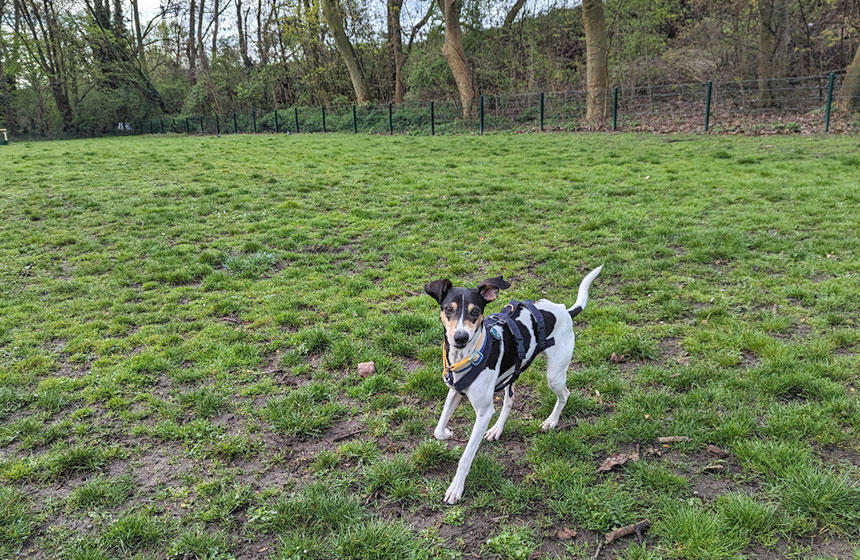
[
  {"x1": 477, "y1": 276, "x2": 511, "y2": 302},
  {"x1": 424, "y1": 279, "x2": 452, "y2": 305}
]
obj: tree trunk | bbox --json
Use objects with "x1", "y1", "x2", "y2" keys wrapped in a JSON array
[
  {"x1": 757, "y1": 0, "x2": 788, "y2": 107},
  {"x1": 256, "y1": 0, "x2": 268, "y2": 65},
  {"x1": 235, "y1": 0, "x2": 252, "y2": 66},
  {"x1": 0, "y1": 58, "x2": 14, "y2": 134},
  {"x1": 437, "y1": 0, "x2": 474, "y2": 118},
  {"x1": 188, "y1": 0, "x2": 197, "y2": 79},
  {"x1": 320, "y1": 0, "x2": 368, "y2": 103},
  {"x1": 197, "y1": 0, "x2": 208, "y2": 68},
  {"x1": 387, "y1": 0, "x2": 405, "y2": 102},
  {"x1": 211, "y1": 0, "x2": 219, "y2": 58},
  {"x1": 130, "y1": 0, "x2": 144, "y2": 61},
  {"x1": 502, "y1": 0, "x2": 526, "y2": 29},
  {"x1": 582, "y1": 0, "x2": 608, "y2": 122},
  {"x1": 837, "y1": 43, "x2": 860, "y2": 112}
]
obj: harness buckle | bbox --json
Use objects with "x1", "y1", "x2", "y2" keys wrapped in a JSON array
[
  {"x1": 469, "y1": 351, "x2": 483, "y2": 365},
  {"x1": 489, "y1": 325, "x2": 503, "y2": 340}
]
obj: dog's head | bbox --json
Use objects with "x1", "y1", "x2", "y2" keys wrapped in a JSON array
[{"x1": 424, "y1": 276, "x2": 511, "y2": 349}]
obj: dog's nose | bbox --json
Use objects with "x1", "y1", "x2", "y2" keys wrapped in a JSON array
[{"x1": 453, "y1": 332, "x2": 469, "y2": 347}]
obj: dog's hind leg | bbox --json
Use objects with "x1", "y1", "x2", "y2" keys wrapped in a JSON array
[
  {"x1": 541, "y1": 346, "x2": 573, "y2": 431},
  {"x1": 484, "y1": 387, "x2": 513, "y2": 441},
  {"x1": 434, "y1": 388, "x2": 463, "y2": 440}
]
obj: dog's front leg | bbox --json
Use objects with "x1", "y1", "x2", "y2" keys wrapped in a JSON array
[
  {"x1": 444, "y1": 396, "x2": 494, "y2": 504},
  {"x1": 434, "y1": 388, "x2": 462, "y2": 440}
]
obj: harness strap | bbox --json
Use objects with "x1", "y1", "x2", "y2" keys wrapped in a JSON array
[{"x1": 521, "y1": 301, "x2": 554, "y2": 349}]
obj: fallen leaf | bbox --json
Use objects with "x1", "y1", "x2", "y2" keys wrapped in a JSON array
[
  {"x1": 557, "y1": 527, "x2": 577, "y2": 540},
  {"x1": 706, "y1": 444, "x2": 726, "y2": 456},
  {"x1": 610, "y1": 352, "x2": 626, "y2": 363},
  {"x1": 701, "y1": 464, "x2": 725, "y2": 472},
  {"x1": 598, "y1": 446, "x2": 640, "y2": 472},
  {"x1": 676, "y1": 354, "x2": 690, "y2": 365}
]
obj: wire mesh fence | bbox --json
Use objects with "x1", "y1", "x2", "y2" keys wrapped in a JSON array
[{"x1": 6, "y1": 73, "x2": 859, "y2": 143}]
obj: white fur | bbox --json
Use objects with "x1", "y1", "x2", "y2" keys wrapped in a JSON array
[{"x1": 433, "y1": 266, "x2": 602, "y2": 504}]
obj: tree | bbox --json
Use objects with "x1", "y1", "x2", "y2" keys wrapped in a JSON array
[
  {"x1": 320, "y1": 0, "x2": 368, "y2": 103},
  {"x1": 438, "y1": 0, "x2": 474, "y2": 118},
  {"x1": 15, "y1": 0, "x2": 75, "y2": 129},
  {"x1": 582, "y1": 0, "x2": 608, "y2": 122},
  {"x1": 757, "y1": 0, "x2": 788, "y2": 107},
  {"x1": 387, "y1": 0, "x2": 405, "y2": 102},
  {"x1": 837, "y1": 43, "x2": 860, "y2": 112}
]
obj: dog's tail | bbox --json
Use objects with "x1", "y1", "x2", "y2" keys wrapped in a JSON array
[{"x1": 568, "y1": 265, "x2": 603, "y2": 319}]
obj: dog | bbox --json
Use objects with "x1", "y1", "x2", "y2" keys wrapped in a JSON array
[{"x1": 424, "y1": 266, "x2": 602, "y2": 504}]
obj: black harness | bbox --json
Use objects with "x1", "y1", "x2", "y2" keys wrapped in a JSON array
[{"x1": 443, "y1": 300, "x2": 555, "y2": 395}]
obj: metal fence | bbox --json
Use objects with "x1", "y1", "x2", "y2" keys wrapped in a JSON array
[{"x1": 5, "y1": 73, "x2": 859, "y2": 142}]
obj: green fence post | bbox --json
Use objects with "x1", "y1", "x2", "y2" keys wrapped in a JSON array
[
  {"x1": 149, "y1": 120, "x2": 153, "y2": 134},
  {"x1": 275, "y1": 109, "x2": 280, "y2": 133},
  {"x1": 233, "y1": 112, "x2": 238, "y2": 133},
  {"x1": 185, "y1": 118, "x2": 190, "y2": 134},
  {"x1": 480, "y1": 95, "x2": 485, "y2": 134},
  {"x1": 539, "y1": 91, "x2": 544, "y2": 131},
  {"x1": 322, "y1": 106, "x2": 326, "y2": 133},
  {"x1": 216, "y1": 114, "x2": 220, "y2": 135},
  {"x1": 171, "y1": 119, "x2": 176, "y2": 132},
  {"x1": 388, "y1": 103, "x2": 393, "y2": 134},
  {"x1": 199, "y1": 116, "x2": 204, "y2": 134},
  {"x1": 825, "y1": 72, "x2": 835, "y2": 133},
  {"x1": 160, "y1": 119, "x2": 165, "y2": 133},
  {"x1": 352, "y1": 104, "x2": 357, "y2": 133},
  {"x1": 295, "y1": 108, "x2": 300, "y2": 133},
  {"x1": 704, "y1": 81, "x2": 712, "y2": 132},
  {"x1": 430, "y1": 101, "x2": 435, "y2": 135},
  {"x1": 612, "y1": 87, "x2": 619, "y2": 131},
  {"x1": 252, "y1": 109, "x2": 257, "y2": 133}
]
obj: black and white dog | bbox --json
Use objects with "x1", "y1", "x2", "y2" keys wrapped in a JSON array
[{"x1": 424, "y1": 266, "x2": 602, "y2": 504}]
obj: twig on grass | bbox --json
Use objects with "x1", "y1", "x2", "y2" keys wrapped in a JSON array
[{"x1": 592, "y1": 519, "x2": 651, "y2": 560}]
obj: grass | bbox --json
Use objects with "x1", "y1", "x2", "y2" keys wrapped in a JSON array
[{"x1": 1, "y1": 132, "x2": 859, "y2": 558}]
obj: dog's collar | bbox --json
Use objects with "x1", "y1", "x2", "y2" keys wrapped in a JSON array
[{"x1": 442, "y1": 328, "x2": 489, "y2": 390}]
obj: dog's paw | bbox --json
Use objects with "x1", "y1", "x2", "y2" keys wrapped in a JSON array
[
  {"x1": 540, "y1": 418, "x2": 558, "y2": 431},
  {"x1": 444, "y1": 481, "x2": 464, "y2": 504},
  {"x1": 434, "y1": 427, "x2": 454, "y2": 441},
  {"x1": 484, "y1": 425, "x2": 503, "y2": 441}
]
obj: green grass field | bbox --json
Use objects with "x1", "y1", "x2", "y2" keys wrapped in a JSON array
[{"x1": 1, "y1": 132, "x2": 859, "y2": 560}]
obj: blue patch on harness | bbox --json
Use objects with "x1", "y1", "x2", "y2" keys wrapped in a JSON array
[{"x1": 489, "y1": 325, "x2": 503, "y2": 340}]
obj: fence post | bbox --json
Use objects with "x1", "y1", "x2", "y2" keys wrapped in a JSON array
[
  {"x1": 825, "y1": 72, "x2": 835, "y2": 133},
  {"x1": 233, "y1": 112, "x2": 238, "y2": 133},
  {"x1": 539, "y1": 92, "x2": 544, "y2": 131},
  {"x1": 160, "y1": 119, "x2": 165, "y2": 133},
  {"x1": 216, "y1": 114, "x2": 220, "y2": 135},
  {"x1": 612, "y1": 87, "x2": 619, "y2": 131},
  {"x1": 352, "y1": 104, "x2": 357, "y2": 133},
  {"x1": 149, "y1": 120, "x2": 153, "y2": 134},
  {"x1": 200, "y1": 116, "x2": 204, "y2": 134},
  {"x1": 322, "y1": 106, "x2": 326, "y2": 133},
  {"x1": 185, "y1": 118, "x2": 190, "y2": 134},
  {"x1": 252, "y1": 109, "x2": 257, "y2": 133},
  {"x1": 480, "y1": 95, "x2": 485, "y2": 134},
  {"x1": 388, "y1": 103, "x2": 393, "y2": 134},
  {"x1": 295, "y1": 108, "x2": 300, "y2": 133},
  {"x1": 430, "y1": 101, "x2": 435, "y2": 135},
  {"x1": 171, "y1": 119, "x2": 176, "y2": 132},
  {"x1": 275, "y1": 109, "x2": 280, "y2": 133},
  {"x1": 704, "y1": 81, "x2": 712, "y2": 132}
]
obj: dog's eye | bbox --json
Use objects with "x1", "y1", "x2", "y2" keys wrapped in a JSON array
[
  {"x1": 470, "y1": 309, "x2": 480, "y2": 318},
  {"x1": 444, "y1": 306, "x2": 454, "y2": 315}
]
